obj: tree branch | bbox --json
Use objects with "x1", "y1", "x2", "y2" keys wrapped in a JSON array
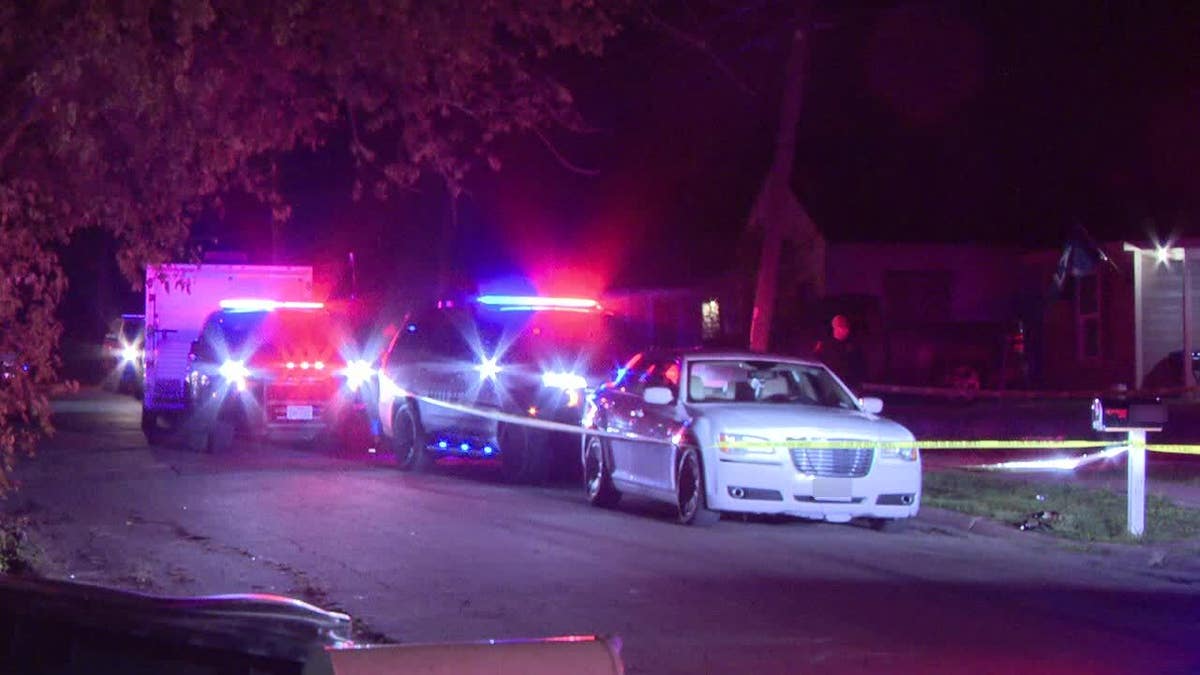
[
  {"x1": 0, "y1": 98, "x2": 40, "y2": 171},
  {"x1": 531, "y1": 127, "x2": 600, "y2": 176},
  {"x1": 643, "y1": 8, "x2": 756, "y2": 98}
]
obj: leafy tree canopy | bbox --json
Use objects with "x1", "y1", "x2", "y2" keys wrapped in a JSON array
[{"x1": 0, "y1": 0, "x2": 631, "y2": 492}]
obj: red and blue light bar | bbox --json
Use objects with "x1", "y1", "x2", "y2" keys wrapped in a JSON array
[
  {"x1": 474, "y1": 295, "x2": 600, "y2": 311},
  {"x1": 219, "y1": 298, "x2": 325, "y2": 311}
]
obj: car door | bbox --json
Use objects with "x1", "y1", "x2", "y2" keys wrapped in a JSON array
[
  {"x1": 630, "y1": 356, "x2": 682, "y2": 491},
  {"x1": 601, "y1": 353, "x2": 648, "y2": 484}
]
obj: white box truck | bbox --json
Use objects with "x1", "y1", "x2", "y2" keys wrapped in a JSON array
[{"x1": 141, "y1": 264, "x2": 314, "y2": 442}]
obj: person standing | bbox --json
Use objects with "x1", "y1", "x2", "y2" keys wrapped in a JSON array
[{"x1": 812, "y1": 314, "x2": 866, "y2": 391}]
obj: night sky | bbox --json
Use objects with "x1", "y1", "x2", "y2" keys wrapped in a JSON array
[{"x1": 122, "y1": 2, "x2": 1200, "y2": 298}]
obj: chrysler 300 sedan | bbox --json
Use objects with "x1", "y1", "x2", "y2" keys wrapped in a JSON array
[{"x1": 581, "y1": 350, "x2": 921, "y2": 528}]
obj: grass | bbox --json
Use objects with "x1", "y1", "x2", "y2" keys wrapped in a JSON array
[{"x1": 923, "y1": 470, "x2": 1200, "y2": 543}]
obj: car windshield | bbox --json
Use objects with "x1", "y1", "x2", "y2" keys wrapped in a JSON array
[
  {"x1": 397, "y1": 306, "x2": 630, "y2": 379},
  {"x1": 686, "y1": 359, "x2": 859, "y2": 410}
]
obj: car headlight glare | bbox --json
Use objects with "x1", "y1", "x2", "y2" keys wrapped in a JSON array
[
  {"x1": 541, "y1": 371, "x2": 588, "y2": 390},
  {"x1": 881, "y1": 444, "x2": 919, "y2": 461},
  {"x1": 218, "y1": 359, "x2": 250, "y2": 391},
  {"x1": 342, "y1": 359, "x2": 375, "y2": 391},
  {"x1": 119, "y1": 344, "x2": 140, "y2": 364},
  {"x1": 474, "y1": 356, "x2": 502, "y2": 381},
  {"x1": 717, "y1": 433, "x2": 774, "y2": 456}
]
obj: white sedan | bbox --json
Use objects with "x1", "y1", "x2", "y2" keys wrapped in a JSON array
[{"x1": 581, "y1": 350, "x2": 921, "y2": 527}]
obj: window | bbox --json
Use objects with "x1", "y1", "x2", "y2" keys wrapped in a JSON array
[
  {"x1": 701, "y1": 299, "x2": 720, "y2": 341},
  {"x1": 686, "y1": 359, "x2": 858, "y2": 409},
  {"x1": 1076, "y1": 272, "x2": 1101, "y2": 360}
]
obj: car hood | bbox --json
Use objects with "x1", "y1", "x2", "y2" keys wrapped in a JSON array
[{"x1": 686, "y1": 403, "x2": 914, "y2": 442}]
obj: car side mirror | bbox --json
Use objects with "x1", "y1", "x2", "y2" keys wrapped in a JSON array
[
  {"x1": 643, "y1": 386, "x2": 674, "y2": 406},
  {"x1": 859, "y1": 397, "x2": 883, "y2": 414}
]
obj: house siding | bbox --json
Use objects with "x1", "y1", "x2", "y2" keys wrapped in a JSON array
[{"x1": 1138, "y1": 252, "x2": 1200, "y2": 387}]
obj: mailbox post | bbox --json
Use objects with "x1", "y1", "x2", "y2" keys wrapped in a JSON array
[{"x1": 1092, "y1": 397, "x2": 1167, "y2": 537}]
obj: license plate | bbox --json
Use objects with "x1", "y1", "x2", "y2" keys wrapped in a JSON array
[
  {"x1": 286, "y1": 405, "x2": 314, "y2": 421},
  {"x1": 812, "y1": 478, "x2": 853, "y2": 502}
]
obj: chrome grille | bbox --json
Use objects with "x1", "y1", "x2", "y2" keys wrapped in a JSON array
[{"x1": 789, "y1": 444, "x2": 874, "y2": 478}]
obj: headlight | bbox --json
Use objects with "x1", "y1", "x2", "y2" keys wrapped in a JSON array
[
  {"x1": 474, "y1": 356, "x2": 502, "y2": 381},
  {"x1": 717, "y1": 433, "x2": 775, "y2": 456},
  {"x1": 541, "y1": 371, "x2": 588, "y2": 390},
  {"x1": 881, "y1": 443, "x2": 919, "y2": 461},
  {"x1": 342, "y1": 359, "x2": 376, "y2": 391},
  {"x1": 218, "y1": 359, "x2": 250, "y2": 391},
  {"x1": 120, "y1": 344, "x2": 140, "y2": 364}
]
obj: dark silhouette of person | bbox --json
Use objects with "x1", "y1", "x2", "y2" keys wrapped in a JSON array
[{"x1": 813, "y1": 314, "x2": 866, "y2": 391}]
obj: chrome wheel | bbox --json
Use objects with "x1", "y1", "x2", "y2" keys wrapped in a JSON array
[
  {"x1": 583, "y1": 436, "x2": 620, "y2": 507},
  {"x1": 393, "y1": 404, "x2": 429, "y2": 471},
  {"x1": 675, "y1": 448, "x2": 718, "y2": 526}
]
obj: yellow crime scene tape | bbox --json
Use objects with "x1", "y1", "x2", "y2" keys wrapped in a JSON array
[
  {"x1": 718, "y1": 440, "x2": 1200, "y2": 456},
  {"x1": 385, "y1": 382, "x2": 1200, "y2": 457}
]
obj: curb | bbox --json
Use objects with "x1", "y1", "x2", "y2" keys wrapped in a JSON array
[{"x1": 914, "y1": 507, "x2": 1200, "y2": 581}]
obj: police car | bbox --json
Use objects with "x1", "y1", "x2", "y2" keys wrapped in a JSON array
[
  {"x1": 185, "y1": 299, "x2": 377, "y2": 452},
  {"x1": 377, "y1": 294, "x2": 629, "y2": 482}
]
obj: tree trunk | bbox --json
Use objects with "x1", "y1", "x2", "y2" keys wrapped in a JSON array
[{"x1": 748, "y1": 29, "x2": 808, "y2": 352}]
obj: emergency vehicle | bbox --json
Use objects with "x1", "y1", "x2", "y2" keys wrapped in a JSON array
[
  {"x1": 377, "y1": 294, "x2": 631, "y2": 482},
  {"x1": 140, "y1": 264, "x2": 314, "y2": 443},
  {"x1": 185, "y1": 300, "x2": 377, "y2": 453}
]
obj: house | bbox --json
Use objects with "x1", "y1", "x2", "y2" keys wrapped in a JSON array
[
  {"x1": 1123, "y1": 241, "x2": 1200, "y2": 389},
  {"x1": 602, "y1": 239, "x2": 1198, "y2": 392}
]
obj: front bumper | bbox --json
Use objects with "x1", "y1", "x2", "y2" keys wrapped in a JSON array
[
  {"x1": 415, "y1": 385, "x2": 586, "y2": 456},
  {"x1": 197, "y1": 375, "x2": 370, "y2": 436},
  {"x1": 708, "y1": 453, "x2": 922, "y2": 522}
]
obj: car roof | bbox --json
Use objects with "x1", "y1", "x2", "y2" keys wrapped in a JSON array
[{"x1": 665, "y1": 348, "x2": 825, "y2": 368}]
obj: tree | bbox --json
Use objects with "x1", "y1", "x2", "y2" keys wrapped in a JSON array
[
  {"x1": 0, "y1": 0, "x2": 632, "y2": 493},
  {"x1": 643, "y1": 1, "x2": 824, "y2": 351}
]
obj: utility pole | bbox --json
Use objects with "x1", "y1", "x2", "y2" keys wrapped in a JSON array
[
  {"x1": 748, "y1": 28, "x2": 823, "y2": 352},
  {"x1": 1184, "y1": 248, "x2": 1194, "y2": 392}
]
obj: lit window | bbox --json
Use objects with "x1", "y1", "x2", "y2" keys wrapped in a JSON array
[{"x1": 702, "y1": 299, "x2": 721, "y2": 340}]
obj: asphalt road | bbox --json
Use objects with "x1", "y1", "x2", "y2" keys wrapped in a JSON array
[{"x1": 6, "y1": 390, "x2": 1200, "y2": 674}]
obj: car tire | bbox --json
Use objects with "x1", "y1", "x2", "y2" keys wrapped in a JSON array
[
  {"x1": 392, "y1": 402, "x2": 431, "y2": 471},
  {"x1": 141, "y1": 408, "x2": 175, "y2": 446},
  {"x1": 141, "y1": 408, "x2": 162, "y2": 445},
  {"x1": 207, "y1": 420, "x2": 235, "y2": 454},
  {"x1": 499, "y1": 423, "x2": 549, "y2": 484},
  {"x1": 676, "y1": 447, "x2": 719, "y2": 526},
  {"x1": 335, "y1": 409, "x2": 372, "y2": 457},
  {"x1": 583, "y1": 436, "x2": 621, "y2": 508}
]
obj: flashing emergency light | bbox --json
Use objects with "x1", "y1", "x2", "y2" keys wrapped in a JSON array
[
  {"x1": 343, "y1": 359, "x2": 375, "y2": 391},
  {"x1": 475, "y1": 355, "x2": 502, "y2": 381},
  {"x1": 475, "y1": 295, "x2": 599, "y2": 310},
  {"x1": 119, "y1": 344, "x2": 141, "y2": 364},
  {"x1": 218, "y1": 359, "x2": 251, "y2": 391},
  {"x1": 541, "y1": 371, "x2": 588, "y2": 390},
  {"x1": 219, "y1": 299, "x2": 325, "y2": 311}
]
